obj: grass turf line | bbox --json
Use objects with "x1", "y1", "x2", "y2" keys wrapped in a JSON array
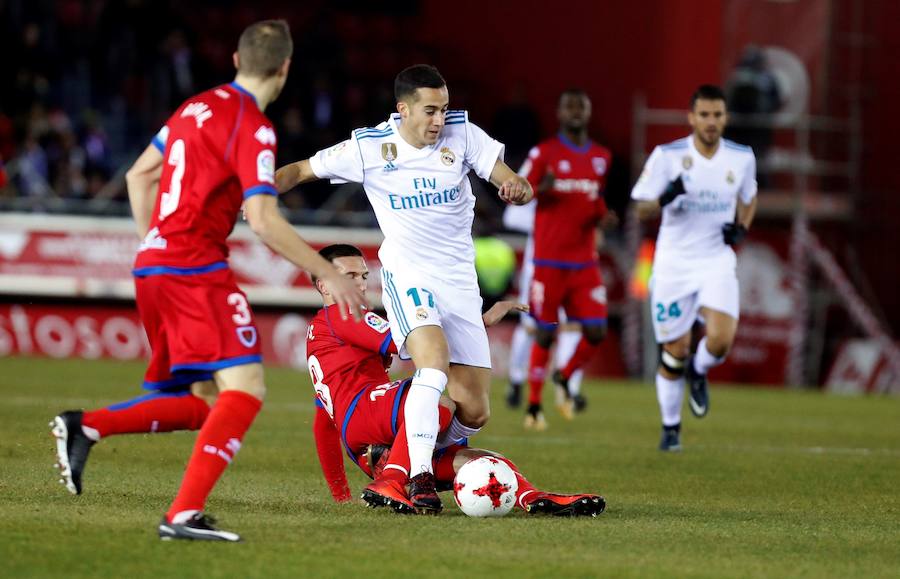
[{"x1": 1, "y1": 356, "x2": 898, "y2": 578}]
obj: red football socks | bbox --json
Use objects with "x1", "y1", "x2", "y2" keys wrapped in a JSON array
[
  {"x1": 527, "y1": 344, "x2": 551, "y2": 405},
  {"x1": 561, "y1": 337, "x2": 599, "y2": 380},
  {"x1": 82, "y1": 391, "x2": 210, "y2": 439},
  {"x1": 166, "y1": 390, "x2": 262, "y2": 522},
  {"x1": 495, "y1": 456, "x2": 538, "y2": 510}
]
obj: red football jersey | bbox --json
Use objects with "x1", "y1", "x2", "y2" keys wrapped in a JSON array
[
  {"x1": 306, "y1": 305, "x2": 397, "y2": 426},
  {"x1": 133, "y1": 82, "x2": 278, "y2": 272},
  {"x1": 520, "y1": 135, "x2": 612, "y2": 265}
]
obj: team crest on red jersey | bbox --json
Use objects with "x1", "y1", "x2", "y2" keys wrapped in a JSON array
[
  {"x1": 592, "y1": 157, "x2": 607, "y2": 175},
  {"x1": 236, "y1": 326, "x2": 258, "y2": 348}
]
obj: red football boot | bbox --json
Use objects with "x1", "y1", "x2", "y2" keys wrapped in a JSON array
[
  {"x1": 361, "y1": 479, "x2": 416, "y2": 515},
  {"x1": 522, "y1": 491, "x2": 606, "y2": 517}
]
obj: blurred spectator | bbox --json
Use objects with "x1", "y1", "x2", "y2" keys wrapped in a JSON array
[
  {"x1": 725, "y1": 45, "x2": 783, "y2": 185},
  {"x1": 492, "y1": 82, "x2": 541, "y2": 171}
]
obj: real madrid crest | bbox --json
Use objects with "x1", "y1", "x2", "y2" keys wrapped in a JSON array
[
  {"x1": 416, "y1": 307, "x2": 429, "y2": 320},
  {"x1": 440, "y1": 147, "x2": 456, "y2": 166},
  {"x1": 682, "y1": 155, "x2": 693, "y2": 170},
  {"x1": 726, "y1": 170, "x2": 735, "y2": 184},
  {"x1": 382, "y1": 143, "x2": 398, "y2": 162}
]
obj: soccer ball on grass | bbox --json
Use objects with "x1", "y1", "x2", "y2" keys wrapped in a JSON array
[{"x1": 452, "y1": 456, "x2": 518, "y2": 517}]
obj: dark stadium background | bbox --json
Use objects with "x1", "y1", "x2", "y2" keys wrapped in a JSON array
[{"x1": 1, "y1": 0, "x2": 897, "y2": 388}]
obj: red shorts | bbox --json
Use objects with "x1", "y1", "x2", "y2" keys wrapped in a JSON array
[
  {"x1": 529, "y1": 263, "x2": 608, "y2": 328},
  {"x1": 340, "y1": 378, "x2": 411, "y2": 468},
  {"x1": 135, "y1": 267, "x2": 262, "y2": 391},
  {"x1": 339, "y1": 378, "x2": 455, "y2": 475}
]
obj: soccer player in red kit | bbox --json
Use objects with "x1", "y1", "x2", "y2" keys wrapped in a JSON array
[
  {"x1": 49, "y1": 20, "x2": 365, "y2": 542},
  {"x1": 519, "y1": 89, "x2": 617, "y2": 428},
  {"x1": 307, "y1": 244, "x2": 605, "y2": 516}
]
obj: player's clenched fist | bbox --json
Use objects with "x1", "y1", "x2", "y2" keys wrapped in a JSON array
[{"x1": 499, "y1": 176, "x2": 534, "y2": 205}]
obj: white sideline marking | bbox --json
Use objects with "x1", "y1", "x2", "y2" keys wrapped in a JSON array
[{"x1": 481, "y1": 435, "x2": 900, "y2": 458}]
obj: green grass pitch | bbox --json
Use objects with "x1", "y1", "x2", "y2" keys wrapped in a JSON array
[{"x1": 1, "y1": 356, "x2": 898, "y2": 578}]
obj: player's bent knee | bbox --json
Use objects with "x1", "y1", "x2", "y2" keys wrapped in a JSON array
[
  {"x1": 214, "y1": 363, "x2": 267, "y2": 401},
  {"x1": 190, "y1": 380, "x2": 218, "y2": 406},
  {"x1": 660, "y1": 349, "x2": 687, "y2": 377},
  {"x1": 705, "y1": 335, "x2": 732, "y2": 358}
]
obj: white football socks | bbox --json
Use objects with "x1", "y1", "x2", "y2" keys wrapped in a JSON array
[
  {"x1": 693, "y1": 337, "x2": 725, "y2": 376},
  {"x1": 508, "y1": 324, "x2": 532, "y2": 385},
  {"x1": 555, "y1": 329, "x2": 583, "y2": 395},
  {"x1": 436, "y1": 415, "x2": 481, "y2": 450},
  {"x1": 405, "y1": 368, "x2": 447, "y2": 477},
  {"x1": 656, "y1": 372, "x2": 685, "y2": 427}
]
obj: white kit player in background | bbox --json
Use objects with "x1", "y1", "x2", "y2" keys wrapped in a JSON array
[
  {"x1": 501, "y1": 200, "x2": 586, "y2": 412},
  {"x1": 275, "y1": 64, "x2": 532, "y2": 511},
  {"x1": 631, "y1": 84, "x2": 758, "y2": 452}
]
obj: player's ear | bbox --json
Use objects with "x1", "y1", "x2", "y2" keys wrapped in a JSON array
[
  {"x1": 233, "y1": 51, "x2": 240, "y2": 71},
  {"x1": 315, "y1": 277, "x2": 328, "y2": 296},
  {"x1": 278, "y1": 58, "x2": 291, "y2": 78},
  {"x1": 397, "y1": 100, "x2": 409, "y2": 118}
]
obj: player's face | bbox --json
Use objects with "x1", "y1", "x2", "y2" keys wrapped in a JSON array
[
  {"x1": 689, "y1": 98, "x2": 727, "y2": 147},
  {"x1": 558, "y1": 94, "x2": 591, "y2": 132},
  {"x1": 398, "y1": 86, "x2": 449, "y2": 147},
  {"x1": 330, "y1": 256, "x2": 369, "y2": 297}
]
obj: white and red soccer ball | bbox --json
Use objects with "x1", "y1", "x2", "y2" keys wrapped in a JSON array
[{"x1": 453, "y1": 456, "x2": 518, "y2": 517}]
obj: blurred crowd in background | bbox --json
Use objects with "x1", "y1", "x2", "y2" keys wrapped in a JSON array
[{"x1": 0, "y1": 0, "x2": 554, "y2": 230}]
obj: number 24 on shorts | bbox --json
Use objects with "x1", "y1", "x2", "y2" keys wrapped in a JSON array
[{"x1": 656, "y1": 301, "x2": 682, "y2": 322}]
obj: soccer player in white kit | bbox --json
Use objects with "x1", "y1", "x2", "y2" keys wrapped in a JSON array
[
  {"x1": 276, "y1": 65, "x2": 532, "y2": 510},
  {"x1": 631, "y1": 85, "x2": 758, "y2": 451}
]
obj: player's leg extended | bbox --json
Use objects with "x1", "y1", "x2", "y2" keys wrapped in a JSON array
[
  {"x1": 527, "y1": 325, "x2": 555, "y2": 427},
  {"x1": 657, "y1": 333, "x2": 692, "y2": 451},
  {"x1": 686, "y1": 307, "x2": 737, "y2": 418},
  {"x1": 554, "y1": 269, "x2": 609, "y2": 401},
  {"x1": 445, "y1": 364, "x2": 492, "y2": 439},
  {"x1": 435, "y1": 447, "x2": 605, "y2": 517},
  {"x1": 696, "y1": 306, "x2": 737, "y2": 370},
  {"x1": 402, "y1": 325, "x2": 450, "y2": 480},
  {"x1": 161, "y1": 363, "x2": 264, "y2": 542},
  {"x1": 506, "y1": 321, "x2": 533, "y2": 408},
  {"x1": 51, "y1": 380, "x2": 213, "y2": 496},
  {"x1": 554, "y1": 327, "x2": 586, "y2": 409}
]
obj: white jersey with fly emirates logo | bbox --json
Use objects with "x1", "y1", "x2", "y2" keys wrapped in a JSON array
[
  {"x1": 310, "y1": 111, "x2": 504, "y2": 290},
  {"x1": 631, "y1": 136, "x2": 757, "y2": 281}
]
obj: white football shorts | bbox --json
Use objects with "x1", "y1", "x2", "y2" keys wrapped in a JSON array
[
  {"x1": 381, "y1": 266, "x2": 491, "y2": 368},
  {"x1": 649, "y1": 273, "x2": 739, "y2": 344}
]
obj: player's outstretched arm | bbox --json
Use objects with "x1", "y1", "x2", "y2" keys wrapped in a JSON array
[
  {"x1": 490, "y1": 159, "x2": 534, "y2": 205},
  {"x1": 125, "y1": 144, "x2": 164, "y2": 239},
  {"x1": 313, "y1": 405, "x2": 351, "y2": 502},
  {"x1": 482, "y1": 301, "x2": 528, "y2": 327},
  {"x1": 737, "y1": 195, "x2": 758, "y2": 230},
  {"x1": 244, "y1": 194, "x2": 366, "y2": 320},
  {"x1": 275, "y1": 159, "x2": 319, "y2": 194}
]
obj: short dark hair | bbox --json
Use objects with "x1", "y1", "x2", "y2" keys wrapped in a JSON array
[
  {"x1": 690, "y1": 84, "x2": 727, "y2": 109},
  {"x1": 559, "y1": 87, "x2": 589, "y2": 102},
  {"x1": 311, "y1": 244, "x2": 364, "y2": 288},
  {"x1": 237, "y1": 19, "x2": 293, "y2": 78},
  {"x1": 394, "y1": 64, "x2": 446, "y2": 103}
]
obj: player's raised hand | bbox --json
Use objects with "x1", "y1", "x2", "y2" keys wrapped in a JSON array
[
  {"x1": 323, "y1": 272, "x2": 367, "y2": 321},
  {"x1": 498, "y1": 175, "x2": 534, "y2": 205},
  {"x1": 481, "y1": 300, "x2": 528, "y2": 327}
]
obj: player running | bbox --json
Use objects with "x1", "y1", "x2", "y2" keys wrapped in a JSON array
[
  {"x1": 49, "y1": 20, "x2": 365, "y2": 542},
  {"x1": 502, "y1": 200, "x2": 586, "y2": 429},
  {"x1": 631, "y1": 84, "x2": 757, "y2": 451},
  {"x1": 306, "y1": 244, "x2": 605, "y2": 516},
  {"x1": 518, "y1": 89, "x2": 617, "y2": 428},
  {"x1": 276, "y1": 65, "x2": 533, "y2": 512}
]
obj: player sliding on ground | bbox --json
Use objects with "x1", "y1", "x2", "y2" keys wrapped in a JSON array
[
  {"x1": 277, "y1": 65, "x2": 533, "y2": 514},
  {"x1": 305, "y1": 244, "x2": 606, "y2": 516}
]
